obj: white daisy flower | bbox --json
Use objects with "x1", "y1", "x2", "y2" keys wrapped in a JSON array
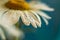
[{"x1": 0, "y1": 0, "x2": 54, "y2": 39}]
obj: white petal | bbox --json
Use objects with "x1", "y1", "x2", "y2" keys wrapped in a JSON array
[
  {"x1": 19, "y1": 11, "x2": 30, "y2": 26},
  {"x1": 30, "y1": 10, "x2": 41, "y2": 27},
  {"x1": 42, "y1": 17, "x2": 49, "y2": 25},
  {"x1": 1, "y1": 15, "x2": 23, "y2": 37},
  {"x1": 0, "y1": 28, "x2": 6, "y2": 40},
  {"x1": 29, "y1": 1, "x2": 54, "y2": 11},
  {"x1": 21, "y1": 11, "x2": 37, "y2": 28},
  {"x1": 9, "y1": 10, "x2": 20, "y2": 24},
  {"x1": 36, "y1": 11, "x2": 52, "y2": 19},
  {"x1": 29, "y1": 16, "x2": 37, "y2": 28},
  {"x1": 37, "y1": 3, "x2": 54, "y2": 11},
  {"x1": 23, "y1": 11, "x2": 31, "y2": 26},
  {"x1": 0, "y1": 8, "x2": 8, "y2": 18},
  {"x1": 35, "y1": 21, "x2": 41, "y2": 27},
  {"x1": 20, "y1": 11, "x2": 37, "y2": 28},
  {"x1": 27, "y1": 11, "x2": 37, "y2": 28},
  {"x1": 1, "y1": 24, "x2": 23, "y2": 37},
  {"x1": 22, "y1": 11, "x2": 37, "y2": 28},
  {"x1": 1, "y1": 10, "x2": 20, "y2": 25}
]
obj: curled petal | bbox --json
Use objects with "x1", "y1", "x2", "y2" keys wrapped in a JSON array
[
  {"x1": 23, "y1": 11, "x2": 31, "y2": 26},
  {"x1": 30, "y1": 10, "x2": 41, "y2": 27},
  {"x1": 29, "y1": 16, "x2": 37, "y2": 28},
  {"x1": 23, "y1": 11, "x2": 37, "y2": 28},
  {"x1": 19, "y1": 11, "x2": 30, "y2": 26}
]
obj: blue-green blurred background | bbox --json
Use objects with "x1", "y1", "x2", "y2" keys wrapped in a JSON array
[{"x1": 20, "y1": 0, "x2": 60, "y2": 40}]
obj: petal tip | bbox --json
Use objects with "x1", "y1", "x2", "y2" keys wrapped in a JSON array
[{"x1": 49, "y1": 8, "x2": 54, "y2": 11}]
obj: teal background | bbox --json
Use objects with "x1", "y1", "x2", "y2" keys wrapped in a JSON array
[{"x1": 20, "y1": 0, "x2": 60, "y2": 40}]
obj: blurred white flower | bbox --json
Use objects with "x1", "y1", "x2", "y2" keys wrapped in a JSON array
[{"x1": 0, "y1": 0, "x2": 54, "y2": 40}]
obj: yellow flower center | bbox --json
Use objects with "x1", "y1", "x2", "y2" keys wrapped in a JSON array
[{"x1": 5, "y1": 0, "x2": 30, "y2": 10}]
